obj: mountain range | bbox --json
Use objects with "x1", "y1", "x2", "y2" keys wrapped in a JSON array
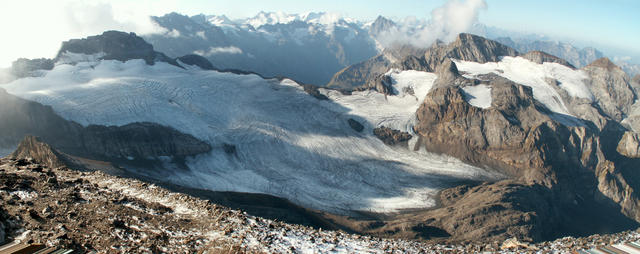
[
  {"x1": 139, "y1": 12, "x2": 640, "y2": 86},
  {"x1": 2, "y1": 11, "x2": 640, "y2": 251}
]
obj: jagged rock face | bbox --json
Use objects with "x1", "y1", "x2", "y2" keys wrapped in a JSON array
[
  {"x1": 327, "y1": 54, "x2": 392, "y2": 89},
  {"x1": 55, "y1": 31, "x2": 179, "y2": 67},
  {"x1": 327, "y1": 33, "x2": 518, "y2": 89},
  {"x1": 10, "y1": 136, "x2": 66, "y2": 169},
  {"x1": 446, "y1": 33, "x2": 518, "y2": 64},
  {"x1": 10, "y1": 58, "x2": 54, "y2": 78},
  {"x1": 415, "y1": 75, "x2": 585, "y2": 186},
  {"x1": 361, "y1": 74, "x2": 394, "y2": 95},
  {"x1": 582, "y1": 58, "x2": 636, "y2": 121},
  {"x1": 617, "y1": 132, "x2": 640, "y2": 158},
  {"x1": 0, "y1": 88, "x2": 211, "y2": 162},
  {"x1": 373, "y1": 127, "x2": 412, "y2": 146},
  {"x1": 369, "y1": 16, "x2": 396, "y2": 37},
  {"x1": 177, "y1": 54, "x2": 216, "y2": 70},
  {"x1": 521, "y1": 51, "x2": 574, "y2": 68},
  {"x1": 80, "y1": 123, "x2": 212, "y2": 159},
  {"x1": 412, "y1": 60, "x2": 640, "y2": 240}
]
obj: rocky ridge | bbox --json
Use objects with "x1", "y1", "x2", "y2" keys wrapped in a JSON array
[
  {"x1": 327, "y1": 33, "x2": 519, "y2": 91},
  {"x1": 0, "y1": 88, "x2": 211, "y2": 164}
]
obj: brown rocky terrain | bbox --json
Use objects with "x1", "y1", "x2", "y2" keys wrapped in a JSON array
[
  {"x1": 372, "y1": 127, "x2": 412, "y2": 146},
  {"x1": 521, "y1": 50, "x2": 575, "y2": 68},
  {"x1": 582, "y1": 57, "x2": 636, "y2": 122},
  {"x1": 2, "y1": 136, "x2": 640, "y2": 253},
  {"x1": 407, "y1": 57, "x2": 640, "y2": 241}
]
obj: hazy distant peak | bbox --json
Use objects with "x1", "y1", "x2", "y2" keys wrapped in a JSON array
[{"x1": 586, "y1": 57, "x2": 623, "y2": 71}]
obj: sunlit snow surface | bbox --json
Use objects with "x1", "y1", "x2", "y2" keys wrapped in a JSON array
[
  {"x1": 2, "y1": 60, "x2": 502, "y2": 214},
  {"x1": 461, "y1": 84, "x2": 492, "y2": 109},
  {"x1": 453, "y1": 56, "x2": 591, "y2": 115}
]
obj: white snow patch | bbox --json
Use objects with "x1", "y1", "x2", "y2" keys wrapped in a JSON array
[
  {"x1": 2, "y1": 60, "x2": 502, "y2": 214},
  {"x1": 453, "y1": 56, "x2": 591, "y2": 116},
  {"x1": 10, "y1": 190, "x2": 38, "y2": 200},
  {"x1": 461, "y1": 84, "x2": 492, "y2": 109}
]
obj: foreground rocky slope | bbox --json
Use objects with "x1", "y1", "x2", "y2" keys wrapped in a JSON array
[{"x1": 2, "y1": 137, "x2": 640, "y2": 253}]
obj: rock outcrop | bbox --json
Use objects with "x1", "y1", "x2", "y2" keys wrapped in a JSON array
[
  {"x1": 369, "y1": 16, "x2": 396, "y2": 37},
  {"x1": 10, "y1": 58, "x2": 54, "y2": 78},
  {"x1": 0, "y1": 88, "x2": 211, "y2": 162},
  {"x1": 617, "y1": 131, "x2": 640, "y2": 158},
  {"x1": 55, "y1": 31, "x2": 181, "y2": 67},
  {"x1": 10, "y1": 136, "x2": 66, "y2": 169},
  {"x1": 411, "y1": 59, "x2": 639, "y2": 241},
  {"x1": 79, "y1": 123, "x2": 212, "y2": 160},
  {"x1": 373, "y1": 127, "x2": 412, "y2": 146},
  {"x1": 177, "y1": 54, "x2": 217, "y2": 70},
  {"x1": 521, "y1": 51, "x2": 574, "y2": 68},
  {"x1": 327, "y1": 33, "x2": 518, "y2": 90},
  {"x1": 582, "y1": 57, "x2": 636, "y2": 121}
]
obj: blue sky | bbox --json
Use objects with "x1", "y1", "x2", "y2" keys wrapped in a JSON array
[
  {"x1": 170, "y1": 0, "x2": 639, "y2": 58},
  {"x1": 0, "y1": 0, "x2": 638, "y2": 67}
]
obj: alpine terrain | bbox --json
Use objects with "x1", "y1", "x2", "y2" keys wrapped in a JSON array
[{"x1": 1, "y1": 5, "x2": 640, "y2": 254}]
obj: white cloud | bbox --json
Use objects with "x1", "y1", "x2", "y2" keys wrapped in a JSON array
[
  {"x1": 195, "y1": 31, "x2": 206, "y2": 39},
  {"x1": 194, "y1": 46, "x2": 243, "y2": 56},
  {"x1": 614, "y1": 56, "x2": 632, "y2": 62},
  {"x1": 166, "y1": 29, "x2": 182, "y2": 38},
  {"x1": 377, "y1": 0, "x2": 487, "y2": 48},
  {"x1": 0, "y1": 0, "x2": 179, "y2": 68}
]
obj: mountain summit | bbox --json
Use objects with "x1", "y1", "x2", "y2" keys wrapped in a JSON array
[{"x1": 55, "y1": 30, "x2": 179, "y2": 67}]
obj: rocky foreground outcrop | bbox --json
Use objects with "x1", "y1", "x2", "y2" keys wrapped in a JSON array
[{"x1": 2, "y1": 138, "x2": 640, "y2": 253}]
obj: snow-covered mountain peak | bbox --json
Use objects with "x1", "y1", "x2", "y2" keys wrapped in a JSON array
[{"x1": 453, "y1": 56, "x2": 592, "y2": 116}]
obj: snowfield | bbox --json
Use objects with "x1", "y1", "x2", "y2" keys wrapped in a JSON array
[
  {"x1": 453, "y1": 56, "x2": 592, "y2": 116},
  {"x1": 2, "y1": 59, "x2": 502, "y2": 214},
  {"x1": 461, "y1": 84, "x2": 492, "y2": 109}
]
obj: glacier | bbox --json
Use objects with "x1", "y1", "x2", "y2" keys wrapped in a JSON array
[
  {"x1": 453, "y1": 56, "x2": 592, "y2": 116},
  {"x1": 2, "y1": 59, "x2": 503, "y2": 214}
]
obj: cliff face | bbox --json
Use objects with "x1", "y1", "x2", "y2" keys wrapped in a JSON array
[
  {"x1": 0, "y1": 88, "x2": 211, "y2": 162},
  {"x1": 327, "y1": 33, "x2": 518, "y2": 91},
  {"x1": 410, "y1": 59, "x2": 640, "y2": 241},
  {"x1": 10, "y1": 136, "x2": 66, "y2": 169},
  {"x1": 521, "y1": 51, "x2": 575, "y2": 68},
  {"x1": 582, "y1": 57, "x2": 636, "y2": 122}
]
